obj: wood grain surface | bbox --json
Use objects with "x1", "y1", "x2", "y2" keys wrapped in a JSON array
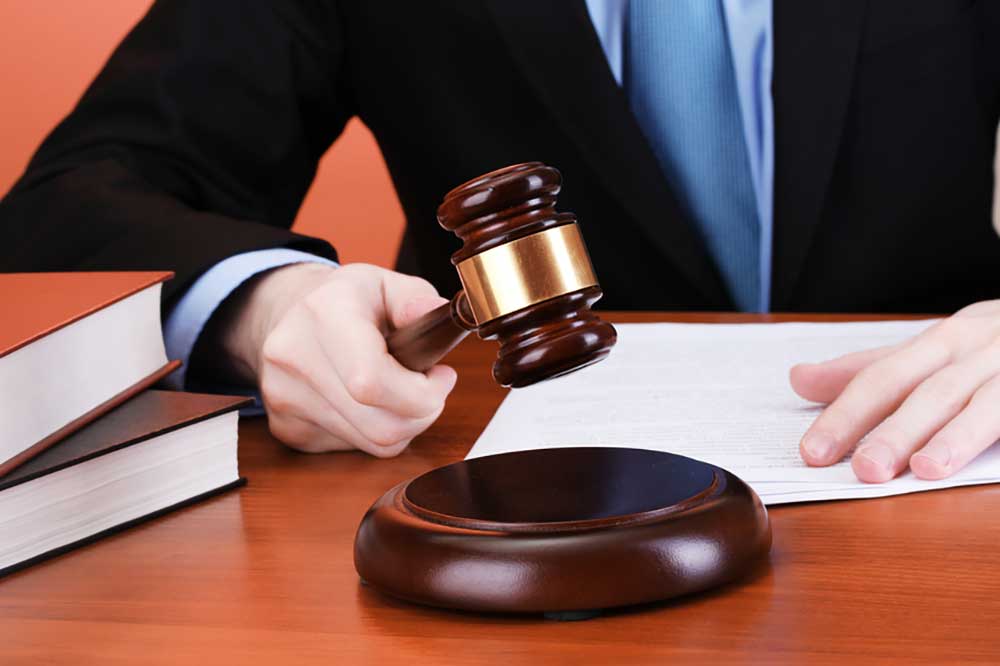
[{"x1": 3, "y1": 313, "x2": 999, "y2": 665}]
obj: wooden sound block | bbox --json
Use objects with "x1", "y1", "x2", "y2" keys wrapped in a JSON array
[{"x1": 354, "y1": 447, "x2": 771, "y2": 617}]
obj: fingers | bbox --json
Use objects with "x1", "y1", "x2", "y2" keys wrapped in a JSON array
[
  {"x1": 910, "y1": 373, "x2": 1000, "y2": 480},
  {"x1": 296, "y1": 265, "x2": 454, "y2": 418},
  {"x1": 789, "y1": 314, "x2": 997, "y2": 407},
  {"x1": 850, "y1": 345, "x2": 1000, "y2": 482},
  {"x1": 799, "y1": 337, "x2": 953, "y2": 467},
  {"x1": 263, "y1": 333, "x2": 452, "y2": 457},
  {"x1": 797, "y1": 311, "x2": 1000, "y2": 482},
  {"x1": 379, "y1": 269, "x2": 448, "y2": 330},
  {"x1": 268, "y1": 412, "x2": 353, "y2": 454},
  {"x1": 790, "y1": 345, "x2": 897, "y2": 404},
  {"x1": 263, "y1": 362, "x2": 416, "y2": 458},
  {"x1": 308, "y1": 299, "x2": 457, "y2": 419},
  {"x1": 261, "y1": 363, "x2": 355, "y2": 453},
  {"x1": 258, "y1": 264, "x2": 458, "y2": 457}
]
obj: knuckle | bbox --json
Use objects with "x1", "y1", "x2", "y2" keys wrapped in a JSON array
[
  {"x1": 364, "y1": 420, "x2": 411, "y2": 449},
  {"x1": 971, "y1": 377, "x2": 1000, "y2": 406},
  {"x1": 852, "y1": 362, "x2": 893, "y2": 390},
  {"x1": 930, "y1": 428, "x2": 968, "y2": 455},
  {"x1": 267, "y1": 416, "x2": 306, "y2": 445},
  {"x1": 865, "y1": 421, "x2": 907, "y2": 449},
  {"x1": 260, "y1": 385, "x2": 295, "y2": 415},
  {"x1": 367, "y1": 440, "x2": 412, "y2": 459},
  {"x1": 931, "y1": 316, "x2": 966, "y2": 338},
  {"x1": 925, "y1": 320, "x2": 968, "y2": 356},
  {"x1": 859, "y1": 351, "x2": 925, "y2": 391},
  {"x1": 261, "y1": 329, "x2": 294, "y2": 368},
  {"x1": 810, "y1": 408, "x2": 857, "y2": 442},
  {"x1": 407, "y1": 389, "x2": 443, "y2": 419},
  {"x1": 986, "y1": 336, "x2": 1000, "y2": 356},
  {"x1": 345, "y1": 371, "x2": 382, "y2": 405},
  {"x1": 302, "y1": 292, "x2": 324, "y2": 318},
  {"x1": 338, "y1": 263, "x2": 379, "y2": 283},
  {"x1": 404, "y1": 274, "x2": 438, "y2": 296},
  {"x1": 923, "y1": 337, "x2": 956, "y2": 363},
  {"x1": 427, "y1": 399, "x2": 447, "y2": 420},
  {"x1": 916, "y1": 371, "x2": 968, "y2": 412},
  {"x1": 301, "y1": 291, "x2": 328, "y2": 319},
  {"x1": 260, "y1": 373, "x2": 296, "y2": 415},
  {"x1": 260, "y1": 337, "x2": 282, "y2": 367},
  {"x1": 420, "y1": 396, "x2": 447, "y2": 420}
]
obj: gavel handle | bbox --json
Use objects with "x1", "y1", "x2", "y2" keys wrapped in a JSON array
[{"x1": 385, "y1": 291, "x2": 477, "y2": 372}]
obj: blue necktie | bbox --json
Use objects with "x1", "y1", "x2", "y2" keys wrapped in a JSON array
[{"x1": 626, "y1": 0, "x2": 761, "y2": 311}]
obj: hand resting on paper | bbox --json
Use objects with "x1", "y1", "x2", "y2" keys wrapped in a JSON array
[
  {"x1": 205, "y1": 263, "x2": 457, "y2": 457},
  {"x1": 791, "y1": 300, "x2": 1000, "y2": 483}
]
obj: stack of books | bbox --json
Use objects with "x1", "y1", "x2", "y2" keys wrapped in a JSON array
[{"x1": 0, "y1": 272, "x2": 249, "y2": 575}]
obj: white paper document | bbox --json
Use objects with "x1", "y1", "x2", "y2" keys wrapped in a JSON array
[{"x1": 467, "y1": 321, "x2": 1000, "y2": 505}]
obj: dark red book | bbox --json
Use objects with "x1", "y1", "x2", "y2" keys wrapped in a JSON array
[
  {"x1": 1, "y1": 272, "x2": 180, "y2": 476},
  {"x1": 0, "y1": 390, "x2": 251, "y2": 576}
]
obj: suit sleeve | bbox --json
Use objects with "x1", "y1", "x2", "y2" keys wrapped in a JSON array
[
  {"x1": 985, "y1": 0, "x2": 1000, "y2": 112},
  {"x1": 0, "y1": 0, "x2": 350, "y2": 309}
]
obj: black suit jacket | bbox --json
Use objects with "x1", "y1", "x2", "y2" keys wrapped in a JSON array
[{"x1": 2, "y1": 0, "x2": 999, "y2": 314}]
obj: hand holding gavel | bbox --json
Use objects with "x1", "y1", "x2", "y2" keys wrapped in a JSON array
[{"x1": 214, "y1": 163, "x2": 616, "y2": 456}]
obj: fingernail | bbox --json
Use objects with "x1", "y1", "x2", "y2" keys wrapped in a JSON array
[
  {"x1": 857, "y1": 443, "x2": 894, "y2": 473},
  {"x1": 915, "y1": 445, "x2": 951, "y2": 469},
  {"x1": 802, "y1": 432, "x2": 835, "y2": 462}
]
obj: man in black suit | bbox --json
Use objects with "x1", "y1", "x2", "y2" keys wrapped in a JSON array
[{"x1": 2, "y1": 1, "x2": 999, "y2": 482}]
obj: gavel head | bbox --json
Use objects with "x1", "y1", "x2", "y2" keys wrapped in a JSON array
[{"x1": 437, "y1": 162, "x2": 617, "y2": 387}]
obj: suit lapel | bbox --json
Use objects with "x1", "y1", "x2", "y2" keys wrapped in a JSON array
[
  {"x1": 771, "y1": 0, "x2": 869, "y2": 309},
  {"x1": 484, "y1": 0, "x2": 731, "y2": 307}
]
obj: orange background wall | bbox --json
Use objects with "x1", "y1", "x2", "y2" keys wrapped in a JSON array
[{"x1": 0, "y1": 1, "x2": 404, "y2": 268}]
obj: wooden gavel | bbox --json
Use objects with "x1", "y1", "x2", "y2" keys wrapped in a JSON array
[{"x1": 385, "y1": 162, "x2": 617, "y2": 387}]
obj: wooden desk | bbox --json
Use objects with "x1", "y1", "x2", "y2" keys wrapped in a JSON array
[{"x1": 3, "y1": 313, "x2": 999, "y2": 665}]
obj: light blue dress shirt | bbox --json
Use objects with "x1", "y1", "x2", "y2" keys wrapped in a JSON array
[
  {"x1": 586, "y1": 0, "x2": 774, "y2": 311},
  {"x1": 163, "y1": 1, "x2": 775, "y2": 393},
  {"x1": 163, "y1": 249, "x2": 337, "y2": 394}
]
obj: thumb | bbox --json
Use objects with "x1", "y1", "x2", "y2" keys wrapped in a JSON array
[
  {"x1": 380, "y1": 271, "x2": 448, "y2": 330},
  {"x1": 393, "y1": 294, "x2": 449, "y2": 329}
]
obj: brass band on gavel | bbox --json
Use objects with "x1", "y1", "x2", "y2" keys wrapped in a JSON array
[{"x1": 455, "y1": 223, "x2": 599, "y2": 326}]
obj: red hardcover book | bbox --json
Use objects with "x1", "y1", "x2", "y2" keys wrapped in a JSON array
[{"x1": 1, "y1": 272, "x2": 180, "y2": 476}]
